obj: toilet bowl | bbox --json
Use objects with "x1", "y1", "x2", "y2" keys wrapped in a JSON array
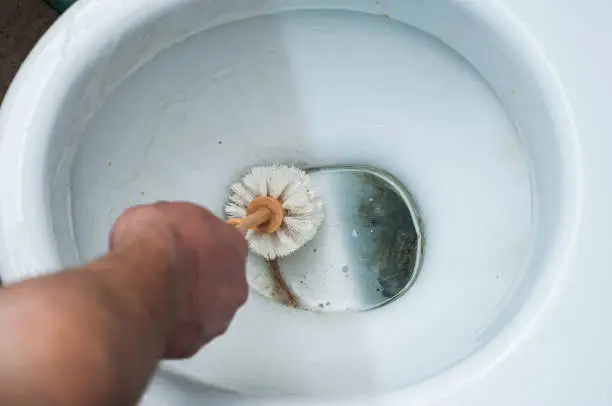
[{"x1": 2, "y1": 0, "x2": 607, "y2": 405}]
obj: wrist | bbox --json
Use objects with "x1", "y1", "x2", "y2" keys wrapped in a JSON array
[{"x1": 106, "y1": 221, "x2": 183, "y2": 345}]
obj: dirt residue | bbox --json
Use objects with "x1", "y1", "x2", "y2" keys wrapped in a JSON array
[{"x1": 268, "y1": 259, "x2": 299, "y2": 308}]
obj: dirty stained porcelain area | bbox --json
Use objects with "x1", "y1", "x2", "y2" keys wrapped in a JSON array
[
  {"x1": 0, "y1": 0, "x2": 581, "y2": 405},
  {"x1": 274, "y1": 164, "x2": 424, "y2": 313}
]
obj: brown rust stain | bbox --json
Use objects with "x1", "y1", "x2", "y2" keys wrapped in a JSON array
[{"x1": 268, "y1": 259, "x2": 300, "y2": 308}]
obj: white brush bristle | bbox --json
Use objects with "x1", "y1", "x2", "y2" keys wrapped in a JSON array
[{"x1": 224, "y1": 165, "x2": 324, "y2": 259}]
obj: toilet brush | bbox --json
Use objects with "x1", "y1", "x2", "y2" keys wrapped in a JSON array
[{"x1": 225, "y1": 165, "x2": 324, "y2": 260}]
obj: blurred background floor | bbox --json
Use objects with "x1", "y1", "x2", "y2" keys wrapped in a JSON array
[{"x1": 0, "y1": 0, "x2": 58, "y2": 102}]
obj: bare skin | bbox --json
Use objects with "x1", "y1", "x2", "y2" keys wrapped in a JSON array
[{"x1": 0, "y1": 202, "x2": 248, "y2": 406}]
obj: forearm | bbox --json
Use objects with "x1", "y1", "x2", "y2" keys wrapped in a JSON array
[{"x1": 0, "y1": 238, "x2": 178, "y2": 406}]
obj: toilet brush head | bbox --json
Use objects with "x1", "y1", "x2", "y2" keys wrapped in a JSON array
[{"x1": 225, "y1": 165, "x2": 324, "y2": 260}]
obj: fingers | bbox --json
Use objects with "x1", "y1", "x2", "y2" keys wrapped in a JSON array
[
  {"x1": 224, "y1": 225, "x2": 248, "y2": 261},
  {"x1": 163, "y1": 323, "x2": 202, "y2": 359}
]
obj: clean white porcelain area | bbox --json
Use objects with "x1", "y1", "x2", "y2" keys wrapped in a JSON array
[{"x1": 2, "y1": 0, "x2": 611, "y2": 405}]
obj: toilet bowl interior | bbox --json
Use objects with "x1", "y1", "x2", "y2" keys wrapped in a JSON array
[{"x1": 4, "y1": 0, "x2": 580, "y2": 399}]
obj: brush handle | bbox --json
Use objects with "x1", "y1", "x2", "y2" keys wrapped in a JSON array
[
  {"x1": 227, "y1": 208, "x2": 272, "y2": 231},
  {"x1": 226, "y1": 196, "x2": 285, "y2": 233}
]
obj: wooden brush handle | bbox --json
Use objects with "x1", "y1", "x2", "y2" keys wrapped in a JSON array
[{"x1": 228, "y1": 209, "x2": 272, "y2": 231}]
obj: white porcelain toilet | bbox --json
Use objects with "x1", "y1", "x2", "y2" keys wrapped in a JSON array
[{"x1": 1, "y1": 0, "x2": 610, "y2": 405}]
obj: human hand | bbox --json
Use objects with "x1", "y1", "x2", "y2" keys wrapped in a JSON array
[{"x1": 110, "y1": 202, "x2": 248, "y2": 359}]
